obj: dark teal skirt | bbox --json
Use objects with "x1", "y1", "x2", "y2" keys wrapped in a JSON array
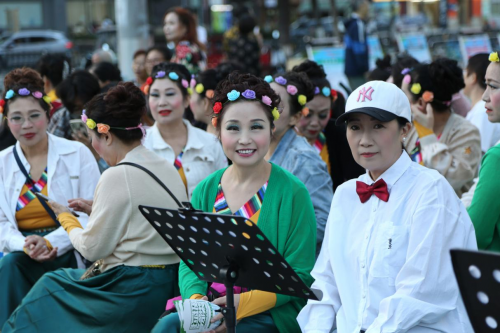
[
  {"x1": 3, "y1": 263, "x2": 179, "y2": 333},
  {"x1": 0, "y1": 229, "x2": 77, "y2": 327},
  {"x1": 151, "y1": 310, "x2": 278, "y2": 333}
]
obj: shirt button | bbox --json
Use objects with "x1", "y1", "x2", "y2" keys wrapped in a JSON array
[
  {"x1": 186, "y1": 168, "x2": 190, "y2": 172},
  {"x1": 204, "y1": 157, "x2": 208, "y2": 161}
]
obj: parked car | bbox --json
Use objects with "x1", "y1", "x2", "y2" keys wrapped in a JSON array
[{"x1": 0, "y1": 30, "x2": 73, "y2": 70}]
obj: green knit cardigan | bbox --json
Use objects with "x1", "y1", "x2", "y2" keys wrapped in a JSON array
[{"x1": 178, "y1": 163, "x2": 317, "y2": 332}]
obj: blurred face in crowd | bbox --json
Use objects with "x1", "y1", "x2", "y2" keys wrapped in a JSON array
[
  {"x1": 148, "y1": 78, "x2": 188, "y2": 127},
  {"x1": 346, "y1": 113, "x2": 410, "y2": 180},
  {"x1": 220, "y1": 101, "x2": 272, "y2": 168},
  {"x1": 164, "y1": 12, "x2": 187, "y2": 43},
  {"x1": 483, "y1": 62, "x2": 500, "y2": 123},
  {"x1": 146, "y1": 51, "x2": 166, "y2": 76},
  {"x1": 132, "y1": 54, "x2": 147, "y2": 83},
  {"x1": 270, "y1": 82, "x2": 301, "y2": 141},
  {"x1": 7, "y1": 97, "x2": 49, "y2": 148},
  {"x1": 298, "y1": 95, "x2": 331, "y2": 143},
  {"x1": 189, "y1": 90, "x2": 210, "y2": 123}
]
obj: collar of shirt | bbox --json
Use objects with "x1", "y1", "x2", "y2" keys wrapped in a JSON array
[
  {"x1": 358, "y1": 151, "x2": 411, "y2": 194},
  {"x1": 149, "y1": 119, "x2": 204, "y2": 152},
  {"x1": 270, "y1": 128, "x2": 310, "y2": 165}
]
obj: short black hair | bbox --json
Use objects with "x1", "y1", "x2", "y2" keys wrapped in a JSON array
[
  {"x1": 56, "y1": 70, "x2": 101, "y2": 114},
  {"x1": 36, "y1": 54, "x2": 71, "y2": 88},
  {"x1": 466, "y1": 53, "x2": 489, "y2": 90},
  {"x1": 146, "y1": 46, "x2": 172, "y2": 62},
  {"x1": 91, "y1": 62, "x2": 122, "y2": 83}
]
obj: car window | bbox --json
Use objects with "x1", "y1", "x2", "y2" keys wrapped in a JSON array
[
  {"x1": 12, "y1": 37, "x2": 28, "y2": 45},
  {"x1": 28, "y1": 37, "x2": 56, "y2": 43}
]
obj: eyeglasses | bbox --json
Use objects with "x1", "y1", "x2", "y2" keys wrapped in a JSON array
[{"x1": 8, "y1": 112, "x2": 44, "y2": 125}]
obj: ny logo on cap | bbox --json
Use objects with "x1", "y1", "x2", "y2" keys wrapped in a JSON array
[{"x1": 357, "y1": 86, "x2": 374, "y2": 102}]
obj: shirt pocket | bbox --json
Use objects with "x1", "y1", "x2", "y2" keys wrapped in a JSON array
[{"x1": 371, "y1": 221, "x2": 408, "y2": 283}]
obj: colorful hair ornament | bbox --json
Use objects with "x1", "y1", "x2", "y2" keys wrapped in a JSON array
[
  {"x1": 182, "y1": 79, "x2": 189, "y2": 88},
  {"x1": 298, "y1": 94, "x2": 307, "y2": 106},
  {"x1": 331, "y1": 89, "x2": 338, "y2": 102},
  {"x1": 86, "y1": 119, "x2": 97, "y2": 130},
  {"x1": 18, "y1": 88, "x2": 30, "y2": 96},
  {"x1": 410, "y1": 83, "x2": 421, "y2": 95},
  {"x1": 97, "y1": 123, "x2": 110, "y2": 134},
  {"x1": 264, "y1": 75, "x2": 273, "y2": 83},
  {"x1": 227, "y1": 90, "x2": 240, "y2": 101},
  {"x1": 155, "y1": 71, "x2": 166, "y2": 79},
  {"x1": 275, "y1": 76, "x2": 287, "y2": 85},
  {"x1": 302, "y1": 107, "x2": 310, "y2": 117},
  {"x1": 286, "y1": 85, "x2": 298, "y2": 95},
  {"x1": 314, "y1": 87, "x2": 320, "y2": 95},
  {"x1": 422, "y1": 91, "x2": 434, "y2": 103},
  {"x1": 401, "y1": 68, "x2": 412, "y2": 75},
  {"x1": 144, "y1": 85, "x2": 150, "y2": 95},
  {"x1": 0, "y1": 99, "x2": 4, "y2": 115},
  {"x1": 322, "y1": 87, "x2": 331, "y2": 97},
  {"x1": 489, "y1": 52, "x2": 499, "y2": 63},
  {"x1": 168, "y1": 72, "x2": 179, "y2": 80},
  {"x1": 206, "y1": 90, "x2": 214, "y2": 99},
  {"x1": 272, "y1": 107, "x2": 280, "y2": 121},
  {"x1": 403, "y1": 74, "x2": 411, "y2": 85},
  {"x1": 146, "y1": 77, "x2": 153, "y2": 85},
  {"x1": 195, "y1": 83, "x2": 204, "y2": 94},
  {"x1": 33, "y1": 91, "x2": 43, "y2": 99},
  {"x1": 125, "y1": 123, "x2": 146, "y2": 137},
  {"x1": 213, "y1": 102, "x2": 223, "y2": 114},
  {"x1": 242, "y1": 89, "x2": 256, "y2": 99},
  {"x1": 262, "y1": 95, "x2": 272, "y2": 106},
  {"x1": 5, "y1": 90, "x2": 14, "y2": 99},
  {"x1": 81, "y1": 109, "x2": 88, "y2": 123},
  {"x1": 190, "y1": 76, "x2": 196, "y2": 88},
  {"x1": 187, "y1": 87, "x2": 193, "y2": 95},
  {"x1": 211, "y1": 117, "x2": 218, "y2": 127}
]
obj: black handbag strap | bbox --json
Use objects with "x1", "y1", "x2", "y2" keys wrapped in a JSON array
[
  {"x1": 13, "y1": 147, "x2": 60, "y2": 226},
  {"x1": 117, "y1": 162, "x2": 183, "y2": 208}
]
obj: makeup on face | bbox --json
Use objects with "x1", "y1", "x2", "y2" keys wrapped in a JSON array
[
  {"x1": 298, "y1": 95, "x2": 331, "y2": 142},
  {"x1": 483, "y1": 63, "x2": 500, "y2": 123},
  {"x1": 220, "y1": 101, "x2": 272, "y2": 167},
  {"x1": 149, "y1": 79, "x2": 186, "y2": 125},
  {"x1": 7, "y1": 98, "x2": 48, "y2": 145}
]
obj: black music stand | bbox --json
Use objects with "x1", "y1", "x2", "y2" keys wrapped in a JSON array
[
  {"x1": 139, "y1": 203, "x2": 320, "y2": 333},
  {"x1": 451, "y1": 249, "x2": 500, "y2": 332}
]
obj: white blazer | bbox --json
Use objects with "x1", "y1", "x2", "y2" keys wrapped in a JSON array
[
  {"x1": 0, "y1": 133, "x2": 100, "y2": 257},
  {"x1": 144, "y1": 120, "x2": 228, "y2": 199}
]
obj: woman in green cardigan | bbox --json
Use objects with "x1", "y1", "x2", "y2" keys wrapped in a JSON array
[
  {"x1": 153, "y1": 73, "x2": 317, "y2": 333},
  {"x1": 468, "y1": 51, "x2": 500, "y2": 251}
]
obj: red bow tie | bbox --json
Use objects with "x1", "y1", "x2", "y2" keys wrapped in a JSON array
[{"x1": 356, "y1": 179, "x2": 390, "y2": 203}]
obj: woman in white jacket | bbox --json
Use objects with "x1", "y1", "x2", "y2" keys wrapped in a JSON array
[
  {"x1": 143, "y1": 63, "x2": 227, "y2": 199},
  {"x1": 0, "y1": 68, "x2": 100, "y2": 326}
]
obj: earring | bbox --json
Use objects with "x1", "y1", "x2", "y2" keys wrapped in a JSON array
[{"x1": 403, "y1": 137, "x2": 406, "y2": 141}]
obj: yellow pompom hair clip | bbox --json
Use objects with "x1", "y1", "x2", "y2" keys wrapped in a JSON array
[{"x1": 489, "y1": 52, "x2": 499, "y2": 62}]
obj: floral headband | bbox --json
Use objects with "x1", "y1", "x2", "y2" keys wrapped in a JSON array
[
  {"x1": 143, "y1": 71, "x2": 189, "y2": 95},
  {"x1": 189, "y1": 76, "x2": 214, "y2": 98},
  {"x1": 211, "y1": 89, "x2": 280, "y2": 127},
  {"x1": 314, "y1": 86, "x2": 339, "y2": 103},
  {"x1": 81, "y1": 110, "x2": 146, "y2": 137},
  {"x1": 264, "y1": 75, "x2": 309, "y2": 115},
  {"x1": 0, "y1": 88, "x2": 52, "y2": 115}
]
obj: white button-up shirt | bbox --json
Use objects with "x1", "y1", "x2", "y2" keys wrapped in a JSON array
[
  {"x1": 297, "y1": 152, "x2": 476, "y2": 333},
  {"x1": 144, "y1": 120, "x2": 228, "y2": 199}
]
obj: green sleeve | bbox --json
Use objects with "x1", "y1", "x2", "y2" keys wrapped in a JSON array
[
  {"x1": 275, "y1": 184, "x2": 317, "y2": 307},
  {"x1": 468, "y1": 147, "x2": 500, "y2": 250},
  {"x1": 178, "y1": 178, "x2": 209, "y2": 299}
]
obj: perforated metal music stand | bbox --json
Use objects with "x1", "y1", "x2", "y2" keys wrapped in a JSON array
[
  {"x1": 451, "y1": 249, "x2": 500, "y2": 332},
  {"x1": 139, "y1": 203, "x2": 320, "y2": 333}
]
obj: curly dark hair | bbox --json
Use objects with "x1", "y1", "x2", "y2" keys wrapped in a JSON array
[
  {"x1": 3, "y1": 67, "x2": 50, "y2": 117},
  {"x1": 149, "y1": 62, "x2": 191, "y2": 98},
  {"x1": 292, "y1": 60, "x2": 331, "y2": 90},
  {"x1": 213, "y1": 72, "x2": 281, "y2": 132},
  {"x1": 273, "y1": 71, "x2": 315, "y2": 116},
  {"x1": 408, "y1": 58, "x2": 465, "y2": 112},
  {"x1": 84, "y1": 82, "x2": 146, "y2": 143},
  {"x1": 194, "y1": 61, "x2": 245, "y2": 99}
]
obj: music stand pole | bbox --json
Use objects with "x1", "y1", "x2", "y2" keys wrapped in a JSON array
[{"x1": 220, "y1": 263, "x2": 239, "y2": 333}]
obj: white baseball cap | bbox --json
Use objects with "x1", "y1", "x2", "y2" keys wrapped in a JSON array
[{"x1": 336, "y1": 81, "x2": 412, "y2": 125}]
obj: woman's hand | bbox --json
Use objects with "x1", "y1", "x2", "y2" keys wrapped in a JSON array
[
  {"x1": 411, "y1": 102, "x2": 434, "y2": 130},
  {"x1": 24, "y1": 235, "x2": 58, "y2": 262},
  {"x1": 73, "y1": 131, "x2": 100, "y2": 161},
  {"x1": 203, "y1": 294, "x2": 241, "y2": 333},
  {"x1": 48, "y1": 201, "x2": 71, "y2": 216},
  {"x1": 68, "y1": 198, "x2": 93, "y2": 215}
]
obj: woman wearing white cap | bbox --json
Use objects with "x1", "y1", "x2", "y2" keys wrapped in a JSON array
[{"x1": 297, "y1": 80, "x2": 476, "y2": 333}]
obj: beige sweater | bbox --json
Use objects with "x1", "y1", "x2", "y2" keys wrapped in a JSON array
[
  {"x1": 405, "y1": 113, "x2": 481, "y2": 197},
  {"x1": 69, "y1": 145, "x2": 188, "y2": 271}
]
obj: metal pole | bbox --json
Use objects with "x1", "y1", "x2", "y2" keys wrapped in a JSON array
[{"x1": 114, "y1": 0, "x2": 149, "y2": 81}]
